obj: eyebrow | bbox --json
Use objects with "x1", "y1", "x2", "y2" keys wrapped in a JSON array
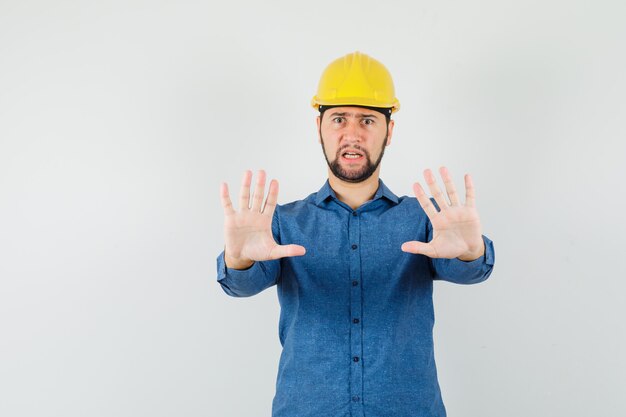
[{"x1": 328, "y1": 111, "x2": 379, "y2": 119}]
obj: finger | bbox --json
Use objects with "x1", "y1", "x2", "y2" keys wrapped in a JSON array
[
  {"x1": 401, "y1": 241, "x2": 438, "y2": 258},
  {"x1": 238, "y1": 170, "x2": 252, "y2": 211},
  {"x1": 423, "y1": 168, "x2": 449, "y2": 210},
  {"x1": 413, "y1": 182, "x2": 438, "y2": 219},
  {"x1": 251, "y1": 169, "x2": 267, "y2": 211},
  {"x1": 439, "y1": 166, "x2": 460, "y2": 206},
  {"x1": 269, "y1": 244, "x2": 306, "y2": 260},
  {"x1": 464, "y1": 173, "x2": 476, "y2": 208},
  {"x1": 220, "y1": 182, "x2": 236, "y2": 215},
  {"x1": 262, "y1": 179, "x2": 279, "y2": 216}
]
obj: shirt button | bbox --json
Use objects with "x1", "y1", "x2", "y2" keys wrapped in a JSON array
[
  {"x1": 351, "y1": 244, "x2": 358, "y2": 250},
  {"x1": 352, "y1": 396, "x2": 360, "y2": 402},
  {"x1": 353, "y1": 356, "x2": 359, "y2": 362},
  {"x1": 352, "y1": 280, "x2": 358, "y2": 286},
  {"x1": 353, "y1": 318, "x2": 360, "y2": 324},
  {"x1": 352, "y1": 211, "x2": 357, "y2": 216}
]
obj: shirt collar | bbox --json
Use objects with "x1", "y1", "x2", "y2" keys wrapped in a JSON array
[{"x1": 314, "y1": 178, "x2": 399, "y2": 207}]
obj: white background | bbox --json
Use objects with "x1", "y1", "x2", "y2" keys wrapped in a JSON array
[{"x1": 1, "y1": 0, "x2": 625, "y2": 416}]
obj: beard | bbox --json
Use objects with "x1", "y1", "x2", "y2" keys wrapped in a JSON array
[{"x1": 320, "y1": 131, "x2": 388, "y2": 183}]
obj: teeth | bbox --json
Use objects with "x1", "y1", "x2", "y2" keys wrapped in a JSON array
[{"x1": 344, "y1": 154, "x2": 361, "y2": 159}]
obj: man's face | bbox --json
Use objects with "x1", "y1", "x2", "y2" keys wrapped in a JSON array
[{"x1": 317, "y1": 106, "x2": 394, "y2": 183}]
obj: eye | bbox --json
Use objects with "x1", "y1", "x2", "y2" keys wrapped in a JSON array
[
  {"x1": 332, "y1": 117, "x2": 345, "y2": 123},
  {"x1": 363, "y1": 118, "x2": 375, "y2": 125}
]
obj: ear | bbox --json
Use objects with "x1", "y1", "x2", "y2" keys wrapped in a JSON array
[
  {"x1": 386, "y1": 119, "x2": 395, "y2": 146},
  {"x1": 316, "y1": 115, "x2": 321, "y2": 144}
]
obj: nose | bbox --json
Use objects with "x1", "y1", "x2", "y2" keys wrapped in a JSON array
[{"x1": 341, "y1": 119, "x2": 362, "y2": 143}]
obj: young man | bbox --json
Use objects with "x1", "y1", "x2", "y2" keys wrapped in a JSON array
[{"x1": 217, "y1": 51, "x2": 495, "y2": 417}]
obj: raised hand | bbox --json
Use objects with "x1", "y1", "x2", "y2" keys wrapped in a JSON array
[
  {"x1": 221, "y1": 170, "x2": 306, "y2": 269},
  {"x1": 401, "y1": 167, "x2": 485, "y2": 261}
]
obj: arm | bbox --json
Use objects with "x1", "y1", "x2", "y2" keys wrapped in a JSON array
[
  {"x1": 216, "y1": 251, "x2": 282, "y2": 297},
  {"x1": 216, "y1": 170, "x2": 305, "y2": 297},
  {"x1": 428, "y1": 218, "x2": 495, "y2": 284},
  {"x1": 216, "y1": 210, "x2": 282, "y2": 297},
  {"x1": 402, "y1": 166, "x2": 496, "y2": 284}
]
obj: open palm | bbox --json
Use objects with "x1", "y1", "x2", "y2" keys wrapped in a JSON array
[
  {"x1": 401, "y1": 167, "x2": 485, "y2": 261},
  {"x1": 221, "y1": 170, "x2": 306, "y2": 268}
]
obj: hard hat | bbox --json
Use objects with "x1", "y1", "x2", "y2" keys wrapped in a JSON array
[{"x1": 311, "y1": 51, "x2": 400, "y2": 113}]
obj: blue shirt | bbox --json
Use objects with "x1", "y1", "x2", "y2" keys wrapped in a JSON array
[{"x1": 216, "y1": 179, "x2": 495, "y2": 417}]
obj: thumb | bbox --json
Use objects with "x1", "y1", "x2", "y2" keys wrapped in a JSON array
[
  {"x1": 401, "y1": 241, "x2": 436, "y2": 257},
  {"x1": 270, "y1": 244, "x2": 306, "y2": 260}
]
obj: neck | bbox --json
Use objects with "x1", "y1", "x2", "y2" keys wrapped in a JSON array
[{"x1": 327, "y1": 169, "x2": 381, "y2": 210}]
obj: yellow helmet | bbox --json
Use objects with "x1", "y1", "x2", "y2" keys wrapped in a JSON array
[{"x1": 311, "y1": 51, "x2": 400, "y2": 113}]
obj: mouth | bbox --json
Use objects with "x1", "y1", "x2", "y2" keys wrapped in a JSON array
[{"x1": 340, "y1": 150, "x2": 365, "y2": 163}]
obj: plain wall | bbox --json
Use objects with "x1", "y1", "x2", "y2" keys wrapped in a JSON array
[{"x1": 1, "y1": 0, "x2": 625, "y2": 416}]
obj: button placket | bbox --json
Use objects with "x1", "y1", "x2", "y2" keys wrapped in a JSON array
[{"x1": 348, "y1": 210, "x2": 364, "y2": 415}]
